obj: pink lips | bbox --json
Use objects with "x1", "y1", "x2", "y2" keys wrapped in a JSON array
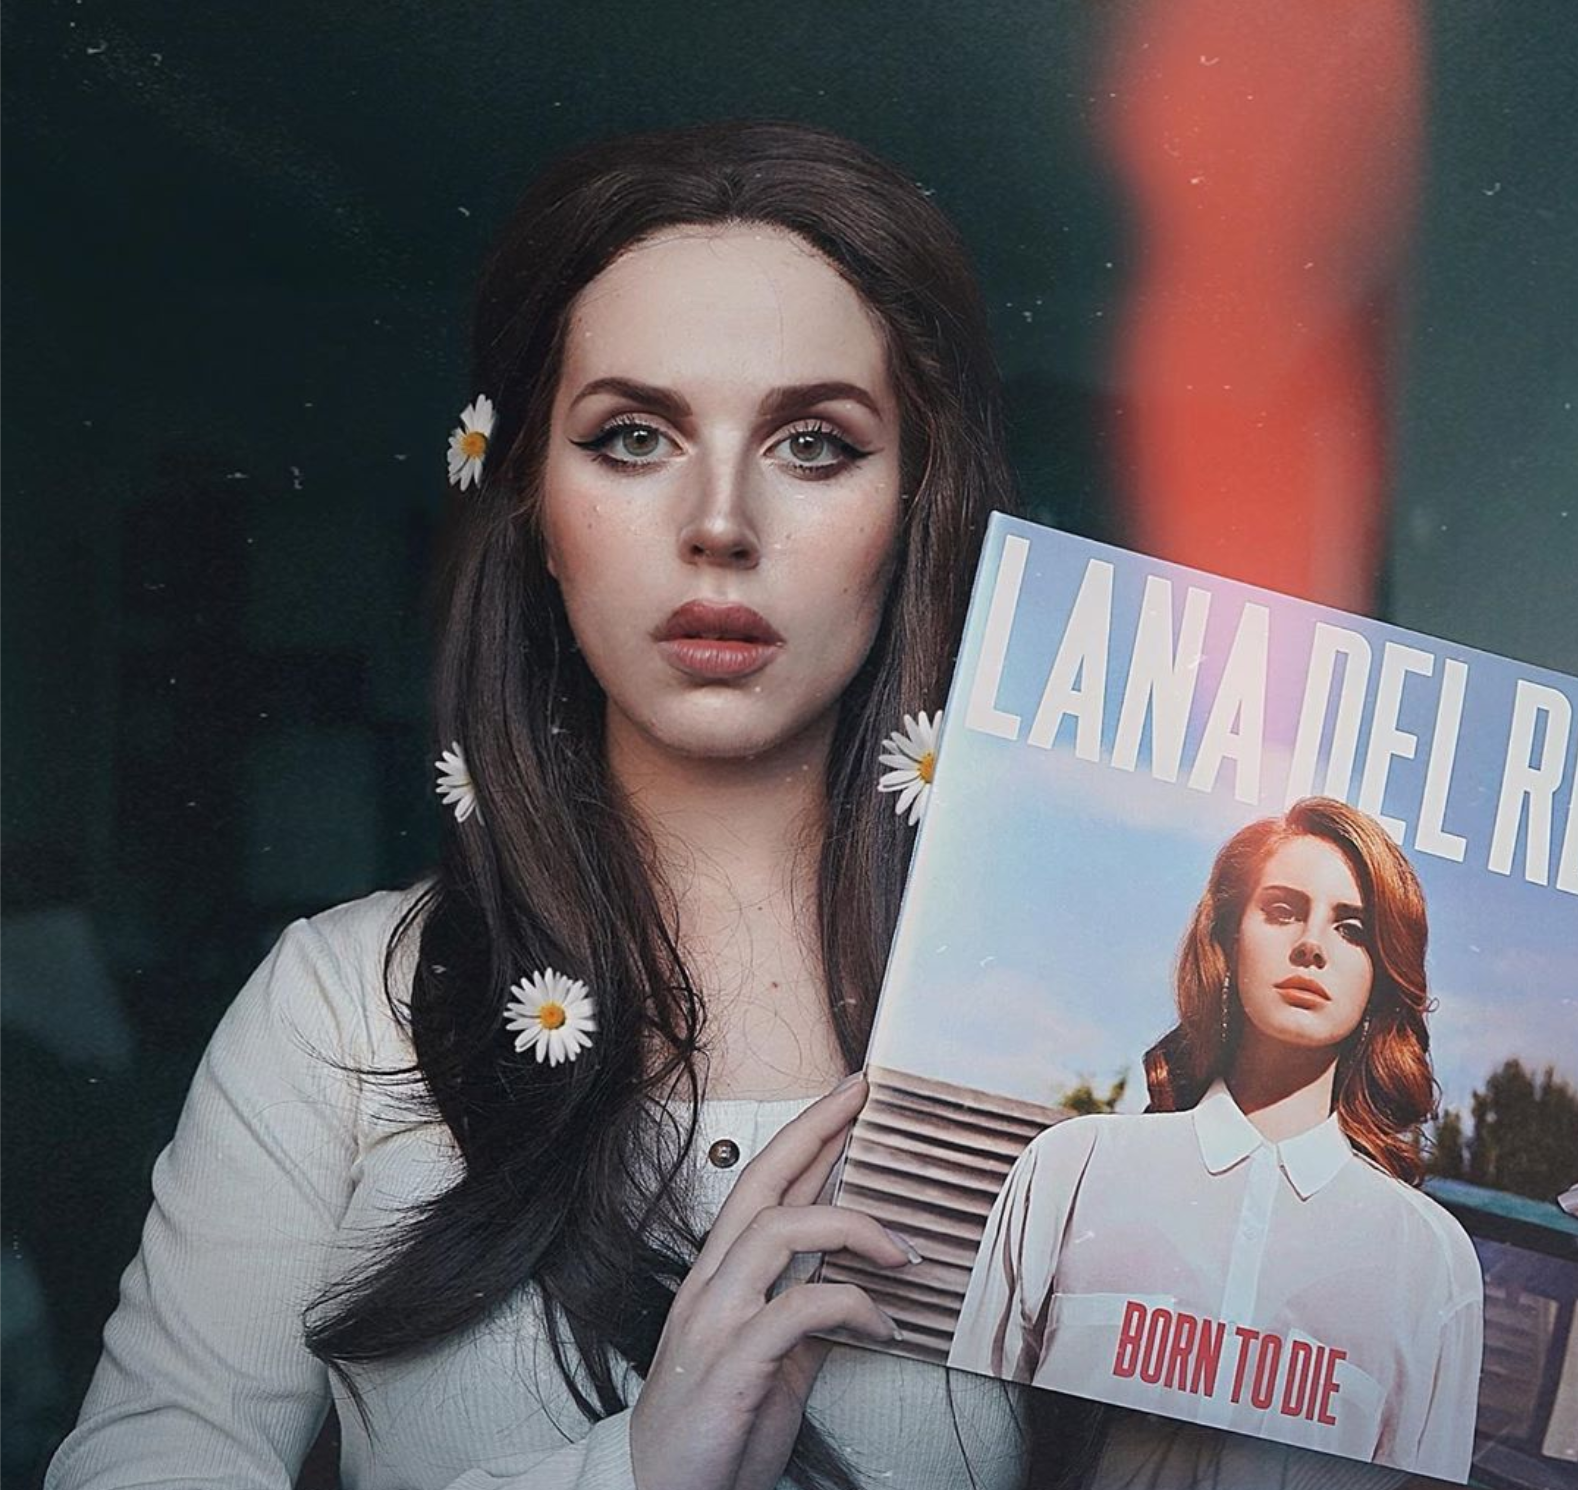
[
  {"x1": 1275, "y1": 976, "x2": 1330, "y2": 1007},
  {"x1": 654, "y1": 601, "x2": 784, "y2": 681}
]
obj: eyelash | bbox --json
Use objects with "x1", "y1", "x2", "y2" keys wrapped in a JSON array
[
  {"x1": 571, "y1": 416, "x2": 871, "y2": 481},
  {"x1": 1336, "y1": 919, "x2": 1369, "y2": 946}
]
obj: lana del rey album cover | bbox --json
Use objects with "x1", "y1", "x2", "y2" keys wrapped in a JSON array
[{"x1": 823, "y1": 514, "x2": 1578, "y2": 1484}]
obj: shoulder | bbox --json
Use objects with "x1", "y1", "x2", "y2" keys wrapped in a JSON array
[
  {"x1": 219, "y1": 883, "x2": 433, "y2": 1076},
  {"x1": 1351, "y1": 1159, "x2": 1483, "y2": 1307},
  {"x1": 294, "y1": 882, "x2": 432, "y2": 997},
  {"x1": 1018, "y1": 1109, "x2": 1180, "y2": 1174},
  {"x1": 1025, "y1": 1108, "x2": 1185, "y2": 1154}
]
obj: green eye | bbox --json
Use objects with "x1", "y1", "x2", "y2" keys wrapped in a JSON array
[
  {"x1": 572, "y1": 420, "x2": 675, "y2": 467},
  {"x1": 614, "y1": 425, "x2": 662, "y2": 458},
  {"x1": 768, "y1": 423, "x2": 869, "y2": 478},
  {"x1": 788, "y1": 431, "x2": 834, "y2": 463}
]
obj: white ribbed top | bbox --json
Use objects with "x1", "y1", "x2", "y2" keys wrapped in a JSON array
[{"x1": 44, "y1": 888, "x2": 1027, "y2": 1490}]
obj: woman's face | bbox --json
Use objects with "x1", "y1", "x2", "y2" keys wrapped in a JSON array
[
  {"x1": 540, "y1": 225, "x2": 903, "y2": 765},
  {"x1": 1232, "y1": 834, "x2": 1375, "y2": 1053}
]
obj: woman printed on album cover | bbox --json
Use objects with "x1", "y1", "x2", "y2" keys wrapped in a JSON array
[{"x1": 947, "y1": 797, "x2": 1484, "y2": 1480}]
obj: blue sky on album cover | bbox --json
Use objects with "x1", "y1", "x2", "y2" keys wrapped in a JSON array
[{"x1": 872, "y1": 516, "x2": 1578, "y2": 1120}]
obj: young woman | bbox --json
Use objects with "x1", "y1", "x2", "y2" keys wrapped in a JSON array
[
  {"x1": 948, "y1": 798, "x2": 1483, "y2": 1481},
  {"x1": 47, "y1": 122, "x2": 1034, "y2": 1490}
]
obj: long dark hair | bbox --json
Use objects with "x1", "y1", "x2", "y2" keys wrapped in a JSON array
[
  {"x1": 304, "y1": 121, "x2": 1018, "y2": 1488},
  {"x1": 1143, "y1": 796, "x2": 1436, "y2": 1182}
]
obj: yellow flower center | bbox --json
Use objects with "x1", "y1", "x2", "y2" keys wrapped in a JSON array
[
  {"x1": 459, "y1": 430, "x2": 488, "y2": 459},
  {"x1": 917, "y1": 751, "x2": 936, "y2": 784},
  {"x1": 537, "y1": 1001, "x2": 567, "y2": 1030}
]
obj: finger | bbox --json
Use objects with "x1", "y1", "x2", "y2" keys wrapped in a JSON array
[
  {"x1": 703, "y1": 1206, "x2": 921, "y2": 1310},
  {"x1": 781, "y1": 1122, "x2": 850, "y2": 1209},
  {"x1": 733, "y1": 1282, "x2": 901, "y2": 1364},
  {"x1": 692, "y1": 1075, "x2": 868, "y2": 1276},
  {"x1": 730, "y1": 1337, "x2": 835, "y2": 1490}
]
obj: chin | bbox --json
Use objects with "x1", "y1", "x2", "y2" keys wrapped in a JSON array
[
  {"x1": 1246, "y1": 1014, "x2": 1354, "y2": 1054},
  {"x1": 635, "y1": 694, "x2": 835, "y2": 763}
]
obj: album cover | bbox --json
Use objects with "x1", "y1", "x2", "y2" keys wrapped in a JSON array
[{"x1": 825, "y1": 513, "x2": 1578, "y2": 1481}]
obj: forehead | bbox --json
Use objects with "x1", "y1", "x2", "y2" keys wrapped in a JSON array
[
  {"x1": 559, "y1": 225, "x2": 891, "y2": 399},
  {"x1": 1255, "y1": 835, "x2": 1364, "y2": 902}
]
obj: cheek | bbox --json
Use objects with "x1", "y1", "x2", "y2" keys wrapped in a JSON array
[
  {"x1": 1339, "y1": 948, "x2": 1376, "y2": 1009},
  {"x1": 1235, "y1": 920, "x2": 1275, "y2": 978},
  {"x1": 809, "y1": 505, "x2": 902, "y2": 621},
  {"x1": 539, "y1": 463, "x2": 647, "y2": 604}
]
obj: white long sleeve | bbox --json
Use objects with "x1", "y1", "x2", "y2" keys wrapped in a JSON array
[
  {"x1": 47, "y1": 918, "x2": 356, "y2": 1488},
  {"x1": 45, "y1": 906, "x2": 648, "y2": 1490},
  {"x1": 1408, "y1": 1296, "x2": 1483, "y2": 1480},
  {"x1": 47, "y1": 890, "x2": 1026, "y2": 1490},
  {"x1": 947, "y1": 1116, "x2": 1097, "y2": 1383}
]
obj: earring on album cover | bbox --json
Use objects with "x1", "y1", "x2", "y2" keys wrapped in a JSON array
[{"x1": 1221, "y1": 972, "x2": 1232, "y2": 1047}]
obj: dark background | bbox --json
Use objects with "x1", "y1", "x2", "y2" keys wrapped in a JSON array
[{"x1": 3, "y1": 2, "x2": 1575, "y2": 1483}]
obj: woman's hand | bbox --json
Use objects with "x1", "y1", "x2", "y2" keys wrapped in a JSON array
[{"x1": 628, "y1": 1073, "x2": 920, "y2": 1490}]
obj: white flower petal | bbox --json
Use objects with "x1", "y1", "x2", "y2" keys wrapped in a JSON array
[
  {"x1": 875, "y1": 709, "x2": 941, "y2": 828},
  {"x1": 434, "y1": 743, "x2": 479, "y2": 823},
  {"x1": 501, "y1": 967, "x2": 596, "y2": 1064},
  {"x1": 448, "y1": 396, "x2": 494, "y2": 490}
]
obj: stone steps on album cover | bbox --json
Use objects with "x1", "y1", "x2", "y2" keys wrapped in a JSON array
[{"x1": 820, "y1": 1065, "x2": 1066, "y2": 1363}]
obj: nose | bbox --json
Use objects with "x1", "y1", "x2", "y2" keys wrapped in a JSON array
[
  {"x1": 676, "y1": 451, "x2": 761, "y2": 570},
  {"x1": 1290, "y1": 936, "x2": 1327, "y2": 970}
]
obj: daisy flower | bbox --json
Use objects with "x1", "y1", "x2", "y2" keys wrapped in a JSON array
[
  {"x1": 434, "y1": 742, "x2": 479, "y2": 824},
  {"x1": 504, "y1": 969, "x2": 597, "y2": 1066},
  {"x1": 446, "y1": 394, "x2": 495, "y2": 491},
  {"x1": 877, "y1": 710, "x2": 940, "y2": 827}
]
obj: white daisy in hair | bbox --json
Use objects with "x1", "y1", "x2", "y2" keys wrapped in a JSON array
[
  {"x1": 877, "y1": 710, "x2": 940, "y2": 826},
  {"x1": 446, "y1": 394, "x2": 495, "y2": 491},
  {"x1": 504, "y1": 969, "x2": 597, "y2": 1066},
  {"x1": 434, "y1": 742, "x2": 479, "y2": 823}
]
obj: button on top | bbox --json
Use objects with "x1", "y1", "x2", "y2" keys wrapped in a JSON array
[{"x1": 708, "y1": 1138, "x2": 741, "y2": 1169}]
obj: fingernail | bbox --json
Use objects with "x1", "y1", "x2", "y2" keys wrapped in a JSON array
[
  {"x1": 833, "y1": 1071, "x2": 865, "y2": 1094},
  {"x1": 884, "y1": 1227, "x2": 924, "y2": 1266},
  {"x1": 880, "y1": 1309, "x2": 904, "y2": 1342}
]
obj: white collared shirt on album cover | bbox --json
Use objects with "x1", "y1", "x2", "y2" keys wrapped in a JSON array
[{"x1": 947, "y1": 1080, "x2": 1485, "y2": 1480}]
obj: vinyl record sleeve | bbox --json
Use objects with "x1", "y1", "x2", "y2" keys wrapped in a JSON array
[{"x1": 824, "y1": 512, "x2": 1578, "y2": 1482}]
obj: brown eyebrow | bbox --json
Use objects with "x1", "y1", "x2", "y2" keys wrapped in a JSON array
[
  {"x1": 1258, "y1": 884, "x2": 1366, "y2": 919},
  {"x1": 758, "y1": 381, "x2": 884, "y2": 422},
  {"x1": 568, "y1": 377, "x2": 883, "y2": 424},
  {"x1": 1258, "y1": 884, "x2": 1307, "y2": 902},
  {"x1": 569, "y1": 378, "x2": 693, "y2": 421}
]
